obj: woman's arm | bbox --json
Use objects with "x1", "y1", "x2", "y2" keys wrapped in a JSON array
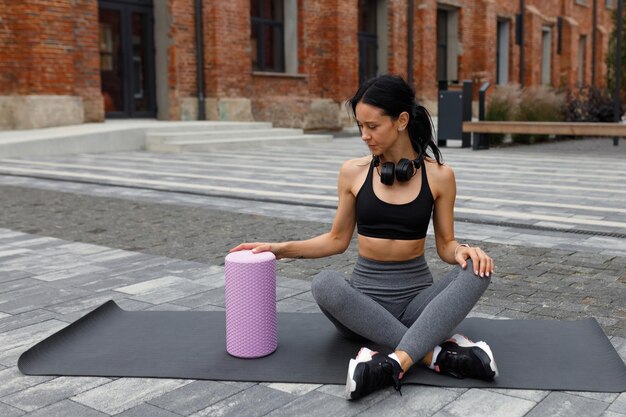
[
  {"x1": 430, "y1": 163, "x2": 494, "y2": 277},
  {"x1": 229, "y1": 160, "x2": 358, "y2": 259}
]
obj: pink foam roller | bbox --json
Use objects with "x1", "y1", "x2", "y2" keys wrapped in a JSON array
[{"x1": 224, "y1": 250, "x2": 277, "y2": 358}]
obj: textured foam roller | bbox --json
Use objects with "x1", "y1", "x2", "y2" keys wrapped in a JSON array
[{"x1": 224, "y1": 250, "x2": 277, "y2": 358}]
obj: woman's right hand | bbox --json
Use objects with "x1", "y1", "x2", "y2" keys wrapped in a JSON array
[{"x1": 229, "y1": 242, "x2": 284, "y2": 259}]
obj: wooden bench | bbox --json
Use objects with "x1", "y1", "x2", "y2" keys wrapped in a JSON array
[{"x1": 463, "y1": 121, "x2": 626, "y2": 137}]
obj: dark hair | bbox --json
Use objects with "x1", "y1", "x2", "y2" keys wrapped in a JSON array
[{"x1": 347, "y1": 74, "x2": 443, "y2": 165}]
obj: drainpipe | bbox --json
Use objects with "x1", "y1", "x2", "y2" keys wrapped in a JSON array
[
  {"x1": 592, "y1": 0, "x2": 597, "y2": 86},
  {"x1": 407, "y1": 0, "x2": 414, "y2": 89},
  {"x1": 195, "y1": 0, "x2": 206, "y2": 120},
  {"x1": 519, "y1": 0, "x2": 525, "y2": 87},
  {"x1": 614, "y1": 0, "x2": 623, "y2": 146}
]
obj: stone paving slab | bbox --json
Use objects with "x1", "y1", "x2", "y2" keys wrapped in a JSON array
[
  {"x1": 0, "y1": 230, "x2": 624, "y2": 416},
  {"x1": 1, "y1": 137, "x2": 626, "y2": 415}
]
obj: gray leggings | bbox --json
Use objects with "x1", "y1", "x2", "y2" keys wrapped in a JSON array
[{"x1": 310, "y1": 255, "x2": 490, "y2": 362}]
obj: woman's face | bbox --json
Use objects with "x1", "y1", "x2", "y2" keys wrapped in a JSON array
[{"x1": 355, "y1": 102, "x2": 402, "y2": 154}]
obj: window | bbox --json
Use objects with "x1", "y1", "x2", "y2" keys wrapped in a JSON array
[
  {"x1": 497, "y1": 19, "x2": 510, "y2": 85},
  {"x1": 606, "y1": 0, "x2": 616, "y2": 9},
  {"x1": 541, "y1": 27, "x2": 552, "y2": 85},
  {"x1": 251, "y1": 0, "x2": 285, "y2": 72},
  {"x1": 578, "y1": 35, "x2": 587, "y2": 86},
  {"x1": 358, "y1": 0, "x2": 378, "y2": 84},
  {"x1": 436, "y1": 9, "x2": 448, "y2": 82},
  {"x1": 436, "y1": 7, "x2": 459, "y2": 83}
]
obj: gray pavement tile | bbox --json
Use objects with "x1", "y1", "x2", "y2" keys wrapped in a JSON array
[
  {"x1": 195, "y1": 287, "x2": 225, "y2": 308},
  {"x1": 145, "y1": 303, "x2": 191, "y2": 311},
  {"x1": 18, "y1": 400, "x2": 107, "y2": 417},
  {"x1": 608, "y1": 393, "x2": 626, "y2": 415},
  {"x1": 188, "y1": 385, "x2": 295, "y2": 417},
  {"x1": 276, "y1": 276, "x2": 313, "y2": 291},
  {"x1": 0, "y1": 269, "x2": 33, "y2": 284},
  {"x1": 190, "y1": 304, "x2": 225, "y2": 312},
  {"x1": 0, "y1": 319, "x2": 68, "y2": 355},
  {"x1": 525, "y1": 392, "x2": 610, "y2": 417},
  {"x1": 113, "y1": 297, "x2": 155, "y2": 312},
  {"x1": 56, "y1": 242, "x2": 111, "y2": 256},
  {"x1": 610, "y1": 336, "x2": 626, "y2": 360},
  {"x1": 1, "y1": 376, "x2": 110, "y2": 412},
  {"x1": 71, "y1": 378, "x2": 191, "y2": 415},
  {"x1": 113, "y1": 403, "x2": 182, "y2": 417},
  {"x1": 170, "y1": 291, "x2": 222, "y2": 309},
  {"x1": 602, "y1": 411, "x2": 626, "y2": 417},
  {"x1": 0, "y1": 285, "x2": 93, "y2": 315},
  {"x1": 0, "y1": 401, "x2": 24, "y2": 417},
  {"x1": 485, "y1": 389, "x2": 549, "y2": 402},
  {"x1": 11, "y1": 313, "x2": 61, "y2": 341},
  {"x1": 42, "y1": 292, "x2": 127, "y2": 317},
  {"x1": 292, "y1": 291, "x2": 316, "y2": 303},
  {"x1": 0, "y1": 278, "x2": 42, "y2": 295},
  {"x1": 47, "y1": 273, "x2": 142, "y2": 293},
  {"x1": 263, "y1": 383, "x2": 322, "y2": 396},
  {"x1": 0, "y1": 248, "x2": 31, "y2": 261},
  {"x1": 148, "y1": 381, "x2": 242, "y2": 415},
  {"x1": 564, "y1": 391, "x2": 620, "y2": 403},
  {"x1": 114, "y1": 276, "x2": 213, "y2": 304},
  {"x1": 263, "y1": 390, "x2": 369, "y2": 417},
  {"x1": 276, "y1": 285, "x2": 307, "y2": 301},
  {"x1": 357, "y1": 385, "x2": 461, "y2": 417},
  {"x1": 34, "y1": 264, "x2": 110, "y2": 282},
  {"x1": 0, "y1": 368, "x2": 53, "y2": 398},
  {"x1": 433, "y1": 388, "x2": 536, "y2": 417},
  {"x1": 276, "y1": 297, "x2": 320, "y2": 313},
  {"x1": 216, "y1": 380, "x2": 257, "y2": 390}
]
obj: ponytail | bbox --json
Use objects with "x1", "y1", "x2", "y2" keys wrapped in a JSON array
[{"x1": 408, "y1": 105, "x2": 442, "y2": 165}]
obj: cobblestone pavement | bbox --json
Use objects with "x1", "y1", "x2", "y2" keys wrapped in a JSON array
[{"x1": 0, "y1": 137, "x2": 625, "y2": 416}]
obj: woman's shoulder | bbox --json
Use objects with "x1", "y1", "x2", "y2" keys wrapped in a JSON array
[
  {"x1": 338, "y1": 156, "x2": 371, "y2": 188},
  {"x1": 424, "y1": 158, "x2": 455, "y2": 189},
  {"x1": 340, "y1": 156, "x2": 371, "y2": 174}
]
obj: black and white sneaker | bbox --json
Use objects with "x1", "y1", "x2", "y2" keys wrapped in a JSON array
[
  {"x1": 345, "y1": 347, "x2": 403, "y2": 400},
  {"x1": 434, "y1": 334, "x2": 498, "y2": 380}
]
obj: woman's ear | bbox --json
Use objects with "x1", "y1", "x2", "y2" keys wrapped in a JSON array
[{"x1": 397, "y1": 111, "x2": 410, "y2": 131}]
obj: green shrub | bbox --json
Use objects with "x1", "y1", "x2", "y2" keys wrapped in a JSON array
[
  {"x1": 513, "y1": 86, "x2": 564, "y2": 144},
  {"x1": 485, "y1": 85, "x2": 520, "y2": 146}
]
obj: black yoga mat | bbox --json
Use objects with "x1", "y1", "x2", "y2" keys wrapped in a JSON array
[{"x1": 19, "y1": 300, "x2": 626, "y2": 392}]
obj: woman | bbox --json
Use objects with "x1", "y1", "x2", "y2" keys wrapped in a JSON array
[{"x1": 230, "y1": 74, "x2": 497, "y2": 400}]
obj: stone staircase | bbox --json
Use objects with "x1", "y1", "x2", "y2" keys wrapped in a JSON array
[{"x1": 145, "y1": 121, "x2": 333, "y2": 153}]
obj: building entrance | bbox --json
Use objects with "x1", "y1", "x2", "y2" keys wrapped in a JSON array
[{"x1": 98, "y1": 0, "x2": 156, "y2": 118}]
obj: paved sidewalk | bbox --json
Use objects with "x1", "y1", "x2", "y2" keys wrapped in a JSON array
[{"x1": 0, "y1": 137, "x2": 625, "y2": 416}]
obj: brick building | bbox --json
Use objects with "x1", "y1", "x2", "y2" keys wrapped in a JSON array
[{"x1": 0, "y1": 0, "x2": 617, "y2": 130}]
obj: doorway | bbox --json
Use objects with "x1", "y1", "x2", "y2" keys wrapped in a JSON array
[{"x1": 99, "y1": 0, "x2": 156, "y2": 118}]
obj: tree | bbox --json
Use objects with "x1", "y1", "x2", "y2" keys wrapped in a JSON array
[{"x1": 607, "y1": 3, "x2": 626, "y2": 105}]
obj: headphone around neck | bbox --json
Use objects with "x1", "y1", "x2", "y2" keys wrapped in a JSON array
[{"x1": 372, "y1": 148, "x2": 425, "y2": 186}]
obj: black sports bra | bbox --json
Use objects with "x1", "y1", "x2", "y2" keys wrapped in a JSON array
[{"x1": 355, "y1": 159, "x2": 434, "y2": 240}]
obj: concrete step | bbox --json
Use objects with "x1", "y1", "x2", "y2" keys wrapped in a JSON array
[
  {"x1": 145, "y1": 128, "x2": 304, "y2": 146},
  {"x1": 144, "y1": 121, "x2": 272, "y2": 134},
  {"x1": 147, "y1": 134, "x2": 333, "y2": 153}
]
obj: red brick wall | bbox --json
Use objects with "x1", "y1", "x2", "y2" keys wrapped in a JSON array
[
  {"x1": 0, "y1": 0, "x2": 104, "y2": 121},
  {"x1": 73, "y1": 0, "x2": 103, "y2": 122},
  {"x1": 203, "y1": 0, "x2": 252, "y2": 98},
  {"x1": 413, "y1": 0, "x2": 438, "y2": 102},
  {"x1": 2, "y1": 0, "x2": 76, "y2": 95},
  {"x1": 1, "y1": 0, "x2": 616, "y2": 127},
  {"x1": 387, "y1": 0, "x2": 409, "y2": 79},
  {"x1": 0, "y1": 0, "x2": 18, "y2": 94}
]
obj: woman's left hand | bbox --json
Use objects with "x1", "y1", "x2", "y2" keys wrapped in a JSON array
[{"x1": 455, "y1": 245, "x2": 494, "y2": 278}]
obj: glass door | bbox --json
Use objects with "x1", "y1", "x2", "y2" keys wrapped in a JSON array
[{"x1": 99, "y1": 1, "x2": 156, "y2": 118}]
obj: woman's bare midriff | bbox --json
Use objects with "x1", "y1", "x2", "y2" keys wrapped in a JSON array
[{"x1": 357, "y1": 234, "x2": 426, "y2": 262}]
